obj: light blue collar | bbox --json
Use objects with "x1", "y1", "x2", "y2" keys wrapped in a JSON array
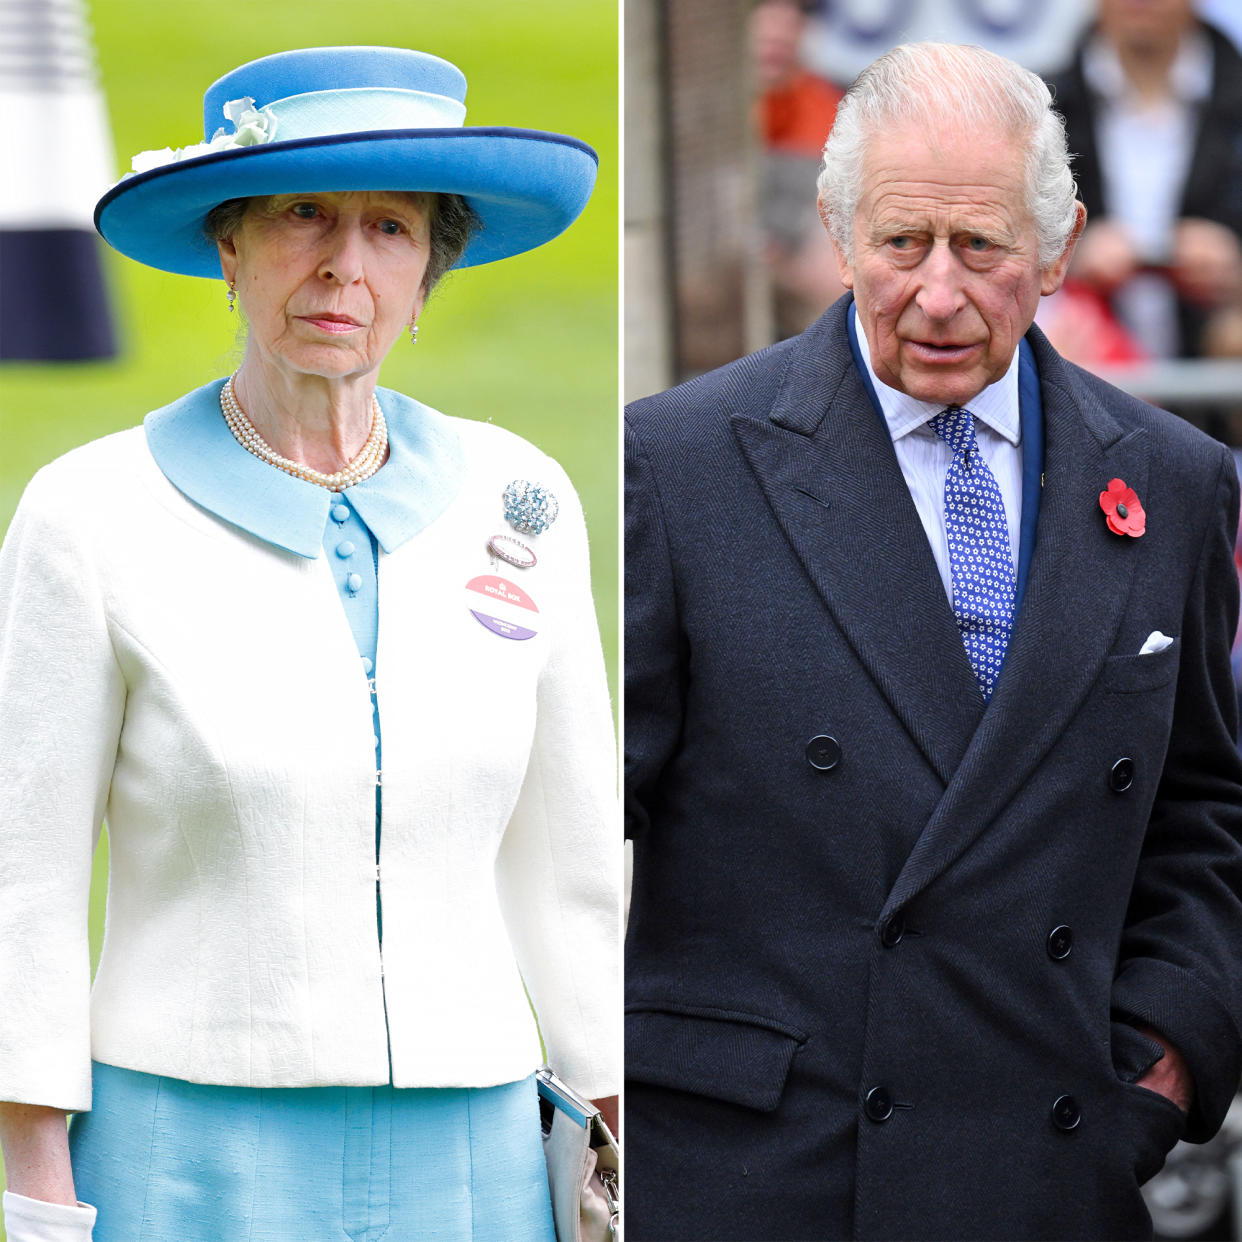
[{"x1": 144, "y1": 378, "x2": 464, "y2": 558}]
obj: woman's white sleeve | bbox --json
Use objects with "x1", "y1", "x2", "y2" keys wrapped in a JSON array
[
  {"x1": 494, "y1": 470, "x2": 620, "y2": 1101},
  {"x1": 0, "y1": 469, "x2": 125, "y2": 1110},
  {"x1": 2, "y1": 1191, "x2": 96, "y2": 1241}
]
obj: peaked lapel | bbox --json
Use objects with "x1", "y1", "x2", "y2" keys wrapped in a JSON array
[
  {"x1": 880, "y1": 327, "x2": 1150, "y2": 916},
  {"x1": 731, "y1": 299, "x2": 984, "y2": 786}
]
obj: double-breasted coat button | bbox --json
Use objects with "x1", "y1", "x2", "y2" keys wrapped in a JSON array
[
  {"x1": 879, "y1": 913, "x2": 905, "y2": 948},
  {"x1": 1047, "y1": 925, "x2": 1073, "y2": 960},
  {"x1": 806, "y1": 735, "x2": 842, "y2": 771},
  {"x1": 1052, "y1": 1094, "x2": 1081, "y2": 1131},
  {"x1": 1109, "y1": 757, "x2": 1135, "y2": 792},
  {"x1": 864, "y1": 1086, "x2": 893, "y2": 1123}
]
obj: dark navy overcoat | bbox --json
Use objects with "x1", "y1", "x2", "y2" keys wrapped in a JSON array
[{"x1": 624, "y1": 296, "x2": 1242, "y2": 1241}]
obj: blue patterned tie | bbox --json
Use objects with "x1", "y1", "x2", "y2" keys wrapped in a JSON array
[{"x1": 927, "y1": 406, "x2": 1015, "y2": 701}]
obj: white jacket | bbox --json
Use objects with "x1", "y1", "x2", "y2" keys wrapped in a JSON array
[{"x1": 0, "y1": 385, "x2": 619, "y2": 1110}]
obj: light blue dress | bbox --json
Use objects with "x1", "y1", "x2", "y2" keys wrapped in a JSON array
[{"x1": 67, "y1": 384, "x2": 556, "y2": 1242}]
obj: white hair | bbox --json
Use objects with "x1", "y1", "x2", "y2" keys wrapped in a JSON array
[{"x1": 816, "y1": 42, "x2": 1079, "y2": 269}]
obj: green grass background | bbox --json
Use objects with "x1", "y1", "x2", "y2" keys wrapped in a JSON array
[{"x1": 0, "y1": 1, "x2": 617, "y2": 1222}]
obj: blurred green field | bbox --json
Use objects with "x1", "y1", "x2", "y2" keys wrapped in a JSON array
[{"x1": 0, "y1": 1, "x2": 617, "y2": 1225}]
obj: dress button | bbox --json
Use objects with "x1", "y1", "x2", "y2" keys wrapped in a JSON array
[
  {"x1": 806, "y1": 735, "x2": 842, "y2": 771},
  {"x1": 1051, "y1": 1095, "x2": 1081, "y2": 1132},
  {"x1": 1109, "y1": 757, "x2": 1134, "y2": 792},
  {"x1": 336, "y1": 540, "x2": 356, "y2": 558},
  {"x1": 361, "y1": 656, "x2": 373, "y2": 674},
  {"x1": 345, "y1": 573, "x2": 363, "y2": 594},
  {"x1": 1047, "y1": 925, "x2": 1073, "y2": 960},
  {"x1": 879, "y1": 913, "x2": 905, "y2": 948},
  {"x1": 864, "y1": 1086, "x2": 893, "y2": 1123},
  {"x1": 332, "y1": 503, "x2": 350, "y2": 523}
]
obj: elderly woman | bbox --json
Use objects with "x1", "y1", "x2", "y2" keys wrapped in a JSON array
[{"x1": 0, "y1": 46, "x2": 618, "y2": 1242}]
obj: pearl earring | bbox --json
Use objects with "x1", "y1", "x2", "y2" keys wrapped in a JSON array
[
  {"x1": 409, "y1": 320, "x2": 419, "y2": 344},
  {"x1": 226, "y1": 281, "x2": 236, "y2": 313}
]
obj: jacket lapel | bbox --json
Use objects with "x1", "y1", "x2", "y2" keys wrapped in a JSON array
[
  {"x1": 880, "y1": 328, "x2": 1150, "y2": 915},
  {"x1": 731, "y1": 301, "x2": 984, "y2": 786}
]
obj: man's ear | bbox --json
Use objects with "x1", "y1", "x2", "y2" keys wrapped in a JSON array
[
  {"x1": 1041, "y1": 200, "x2": 1087, "y2": 296},
  {"x1": 821, "y1": 196, "x2": 854, "y2": 290}
]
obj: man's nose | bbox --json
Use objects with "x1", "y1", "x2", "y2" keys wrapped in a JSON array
[{"x1": 914, "y1": 242, "x2": 965, "y2": 321}]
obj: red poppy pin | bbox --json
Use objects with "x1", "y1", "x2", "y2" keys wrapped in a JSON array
[{"x1": 1099, "y1": 478, "x2": 1146, "y2": 537}]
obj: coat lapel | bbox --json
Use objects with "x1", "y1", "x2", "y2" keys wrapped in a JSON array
[
  {"x1": 881, "y1": 328, "x2": 1150, "y2": 915},
  {"x1": 731, "y1": 301, "x2": 984, "y2": 786}
]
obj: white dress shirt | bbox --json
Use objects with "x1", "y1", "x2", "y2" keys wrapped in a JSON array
[{"x1": 853, "y1": 313, "x2": 1023, "y2": 602}]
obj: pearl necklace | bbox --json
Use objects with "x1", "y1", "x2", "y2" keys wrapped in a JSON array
[{"x1": 219, "y1": 374, "x2": 388, "y2": 491}]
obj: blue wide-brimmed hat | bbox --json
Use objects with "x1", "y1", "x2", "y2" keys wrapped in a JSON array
[{"x1": 94, "y1": 46, "x2": 599, "y2": 279}]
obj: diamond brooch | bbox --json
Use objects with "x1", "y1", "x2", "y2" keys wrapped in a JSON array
[{"x1": 503, "y1": 480, "x2": 559, "y2": 535}]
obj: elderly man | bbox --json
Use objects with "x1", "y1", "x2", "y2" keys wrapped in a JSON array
[{"x1": 625, "y1": 41, "x2": 1242, "y2": 1242}]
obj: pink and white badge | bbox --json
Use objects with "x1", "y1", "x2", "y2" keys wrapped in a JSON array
[{"x1": 466, "y1": 575, "x2": 539, "y2": 640}]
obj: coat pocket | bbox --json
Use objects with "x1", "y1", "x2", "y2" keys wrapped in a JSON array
[
  {"x1": 1120, "y1": 1080, "x2": 1188, "y2": 1184},
  {"x1": 625, "y1": 1005, "x2": 806, "y2": 1112},
  {"x1": 1110, "y1": 1021, "x2": 1188, "y2": 1184},
  {"x1": 1099, "y1": 639, "x2": 1180, "y2": 694}
]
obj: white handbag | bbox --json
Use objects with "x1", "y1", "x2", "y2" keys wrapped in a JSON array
[{"x1": 537, "y1": 1067, "x2": 620, "y2": 1242}]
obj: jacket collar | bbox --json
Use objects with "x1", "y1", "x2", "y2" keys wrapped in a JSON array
[
  {"x1": 733, "y1": 297, "x2": 986, "y2": 785},
  {"x1": 144, "y1": 378, "x2": 464, "y2": 558},
  {"x1": 731, "y1": 297, "x2": 1147, "y2": 895}
]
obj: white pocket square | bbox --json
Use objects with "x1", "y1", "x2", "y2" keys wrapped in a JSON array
[{"x1": 1139, "y1": 630, "x2": 1174, "y2": 655}]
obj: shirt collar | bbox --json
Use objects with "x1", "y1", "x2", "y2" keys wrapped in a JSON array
[
  {"x1": 852, "y1": 308, "x2": 1021, "y2": 446},
  {"x1": 1083, "y1": 27, "x2": 1212, "y2": 106},
  {"x1": 145, "y1": 379, "x2": 465, "y2": 558}
]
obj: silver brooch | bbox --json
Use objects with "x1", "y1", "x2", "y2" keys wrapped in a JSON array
[{"x1": 503, "y1": 480, "x2": 559, "y2": 535}]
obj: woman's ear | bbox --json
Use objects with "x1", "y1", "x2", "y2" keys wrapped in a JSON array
[{"x1": 217, "y1": 236, "x2": 239, "y2": 287}]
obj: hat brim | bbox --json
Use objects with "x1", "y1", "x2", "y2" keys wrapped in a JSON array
[{"x1": 94, "y1": 127, "x2": 598, "y2": 278}]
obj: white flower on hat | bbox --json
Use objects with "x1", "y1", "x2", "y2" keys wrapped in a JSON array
[
  {"x1": 218, "y1": 97, "x2": 277, "y2": 147},
  {"x1": 129, "y1": 97, "x2": 278, "y2": 175}
]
